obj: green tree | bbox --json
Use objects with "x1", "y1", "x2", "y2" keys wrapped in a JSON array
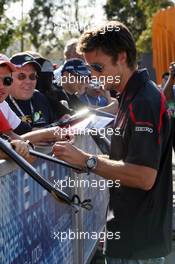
[
  {"x1": 25, "y1": 0, "x2": 62, "y2": 54},
  {"x1": 104, "y1": 0, "x2": 147, "y2": 42},
  {"x1": 104, "y1": 0, "x2": 174, "y2": 53},
  {"x1": 137, "y1": 0, "x2": 173, "y2": 52},
  {"x1": 1, "y1": 0, "x2": 97, "y2": 56},
  {"x1": 0, "y1": 1, "x2": 16, "y2": 52},
  {"x1": 26, "y1": 0, "x2": 96, "y2": 55}
]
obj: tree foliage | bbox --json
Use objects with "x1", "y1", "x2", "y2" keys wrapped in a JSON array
[
  {"x1": 0, "y1": 1, "x2": 16, "y2": 52},
  {"x1": 26, "y1": 0, "x2": 62, "y2": 54},
  {"x1": 23, "y1": 0, "x2": 96, "y2": 54},
  {"x1": 0, "y1": 0, "x2": 96, "y2": 55},
  {"x1": 2, "y1": 0, "x2": 172, "y2": 55},
  {"x1": 104, "y1": 0, "x2": 174, "y2": 53},
  {"x1": 104, "y1": 0, "x2": 147, "y2": 43}
]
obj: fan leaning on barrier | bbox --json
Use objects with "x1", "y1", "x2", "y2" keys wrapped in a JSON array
[{"x1": 0, "y1": 136, "x2": 92, "y2": 213}]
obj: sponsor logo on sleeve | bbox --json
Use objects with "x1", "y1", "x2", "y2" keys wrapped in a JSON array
[{"x1": 135, "y1": 126, "x2": 153, "y2": 133}]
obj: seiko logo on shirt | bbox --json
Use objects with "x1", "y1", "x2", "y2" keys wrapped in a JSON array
[{"x1": 135, "y1": 126, "x2": 153, "y2": 133}]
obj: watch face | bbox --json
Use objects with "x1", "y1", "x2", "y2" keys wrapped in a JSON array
[{"x1": 87, "y1": 157, "x2": 97, "y2": 169}]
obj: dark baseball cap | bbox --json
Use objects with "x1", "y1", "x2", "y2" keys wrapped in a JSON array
[
  {"x1": 25, "y1": 51, "x2": 53, "y2": 73},
  {"x1": 10, "y1": 52, "x2": 41, "y2": 72},
  {"x1": 61, "y1": 59, "x2": 91, "y2": 77},
  {"x1": 35, "y1": 58, "x2": 53, "y2": 73}
]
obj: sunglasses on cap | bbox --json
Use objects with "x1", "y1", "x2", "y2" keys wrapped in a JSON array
[
  {"x1": 0, "y1": 76, "x2": 13, "y2": 86},
  {"x1": 16, "y1": 72, "x2": 38, "y2": 81},
  {"x1": 89, "y1": 63, "x2": 103, "y2": 73}
]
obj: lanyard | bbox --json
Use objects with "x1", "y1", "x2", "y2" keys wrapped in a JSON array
[{"x1": 9, "y1": 95, "x2": 34, "y2": 123}]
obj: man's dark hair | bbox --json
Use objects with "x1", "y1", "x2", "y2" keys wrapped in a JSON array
[{"x1": 77, "y1": 21, "x2": 136, "y2": 69}]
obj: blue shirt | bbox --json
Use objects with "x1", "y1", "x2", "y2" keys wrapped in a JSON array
[{"x1": 80, "y1": 93, "x2": 108, "y2": 107}]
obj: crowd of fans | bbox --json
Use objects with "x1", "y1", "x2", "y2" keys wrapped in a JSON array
[
  {"x1": 1, "y1": 38, "x2": 175, "y2": 161},
  {"x1": 0, "y1": 38, "x2": 118, "y2": 160}
]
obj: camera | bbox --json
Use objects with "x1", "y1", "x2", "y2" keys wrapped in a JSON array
[{"x1": 89, "y1": 80, "x2": 101, "y2": 90}]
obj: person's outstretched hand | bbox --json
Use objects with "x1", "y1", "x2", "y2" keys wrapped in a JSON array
[{"x1": 52, "y1": 141, "x2": 89, "y2": 168}]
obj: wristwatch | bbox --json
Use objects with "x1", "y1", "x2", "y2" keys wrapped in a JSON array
[{"x1": 85, "y1": 156, "x2": 98, "y2": 174}]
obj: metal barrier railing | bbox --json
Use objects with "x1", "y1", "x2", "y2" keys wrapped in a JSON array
[{"x1": 0, "y1": 134, "x2": 109, "y2": 264}]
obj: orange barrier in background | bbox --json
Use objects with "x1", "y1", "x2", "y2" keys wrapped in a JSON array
[{"x1": 152, "y1": 6, "x2": 175, "y2": 84}]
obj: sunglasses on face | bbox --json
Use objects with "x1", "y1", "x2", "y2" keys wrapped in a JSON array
[
  {"x1": 89, "y1": 63, "x2": 103, "y2": 72},
  {"x1": 16, "y1": 73, "x2": 38, "y2": 81},
  {"x1": 0, "y1": 76, "x2": 13, "y2": 86}
]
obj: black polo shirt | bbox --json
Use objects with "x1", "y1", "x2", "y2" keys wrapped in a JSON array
[
  {"x1": 105, "y1": 69, "x2": 173, "y2": 259},
  {"x1": 52, "y1": 83, "x2": 86, "y2": 111}
]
